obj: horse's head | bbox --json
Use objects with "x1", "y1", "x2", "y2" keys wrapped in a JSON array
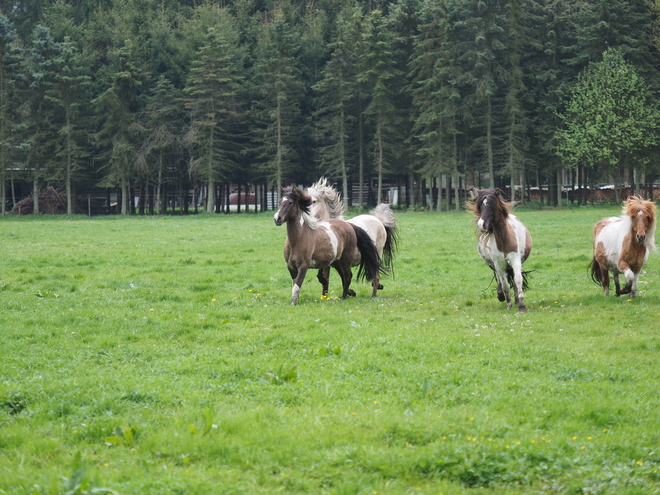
[
  {"x1": 470, "y1": 189, "x2": 509, "y2": 233},
  {"x1": 624, "y1": 196, "x2": 657, "y2": 245},
  {"x1": 307, "y1": 177, "x2": 345, "y2": 221},
  {"x1": 273, "y1": 186, "x2": 313, "y2": 226}
]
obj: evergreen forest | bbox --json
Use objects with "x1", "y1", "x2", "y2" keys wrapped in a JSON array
[{"x1": 1, "y1": 0, "x2": 660, "y2": 215}]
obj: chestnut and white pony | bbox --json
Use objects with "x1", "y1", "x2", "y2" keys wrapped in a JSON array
[
  {"x1": 590, "y1": 196, "x2": 656, "y2": 297},
  {"x1": 307, "y1": 178, "x2": 398, "y2": 297},
  {"x1": 273, "y1": 186, "x2": 383, "y2": 305},
  {"x1": 467, "y1": 189, "x2": 532, "y2": 312}
]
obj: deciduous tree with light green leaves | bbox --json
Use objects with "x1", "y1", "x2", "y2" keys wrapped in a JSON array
[{"x1": 557, "y1": 48, "x2": 660, "y2": 202}]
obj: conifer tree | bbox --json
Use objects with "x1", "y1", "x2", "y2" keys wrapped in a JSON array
[
  {"x1": 410, "y1": 0, "x2": 455, "y2": 209},
  {"x1": 358, "y1": 9, "x2": 403, "y2": 204},
  {"x1": 0, "y1": 15, "x2": 22, "y2": 215},
  {"x1": 44, "y1": 37, "x2": 90, "y2": 214},
  {"x1": 184, "y1": 25, "x2": 243, "y2": 213},
  {"x1": 313, "y1": 6, "x2": 360, "y2": 205},
  {"x1": 92, "y1": 39, "x2": 148, "y2": 215},
  {"x1": 253, "y1": 7, "x2": 305, "y2": 196},
  {"x1": 22, "y1": 25, "x2": 60, "y2": 214},
  {"x1": 140, "y1": 75, "x2": 185, "y2": 215}
]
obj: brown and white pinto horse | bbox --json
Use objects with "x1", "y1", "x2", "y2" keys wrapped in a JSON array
[
  {"x1": 590, "y1": 196, "x2": 656, "y2": 297},
  {"x1": 273, "y1": 186, "x2": 383, "y2": 305},
  {"x1": 467, "y1": 189, "x2": 533, "y2": 312},
  {"x1": 307, "y1": 178, "x2": 398, "y2": 297}
]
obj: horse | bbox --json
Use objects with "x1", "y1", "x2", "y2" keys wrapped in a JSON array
[
  {"x1": 307, "y1": 178, "x2": 399, "y2": 297},
  {"x1": 273, "y1": 186, "x2": 383, "y2": 305},
  {"x1": 589, "y1": 196, "x2": 656, "y2": 298},
  {"x1": 466, "y1": 189, "x2": 533, "y2": 312}
]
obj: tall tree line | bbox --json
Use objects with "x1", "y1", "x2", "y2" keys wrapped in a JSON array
[{"x1": 1, "y1": 0, "x2": 659, "y2": 215}]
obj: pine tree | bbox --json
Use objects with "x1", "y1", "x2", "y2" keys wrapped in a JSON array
[
  {"x1": 44, "y1": 37, "x2": 90, "y2": 214},
  {"x1": 253, "y1": 7, "x2": 305, "y2": 196},
  {"x1": 0, "y1": 15, "x2": 22, "y2": 215},
  {"x1": 139, "y1": 75, "x2": 185, "y2": 215},
  {"x1": 410, "y1": 0, "x2": 456, "y2": 210},
  {"x1": 450, "y1": 0, "x2": 507, "y2": 190},
  {"x1": 502, "y1": 0, "x2": 531, "y2": 201},
  {"x1": 22, "y1": 25, "x2": 60, "y2": 214},
  {"x1": 313, "y1": 6, "x2": 360, "y2": 205},
  {"x1": 358, "y1": 9, "x2": 403, "y2": 204},
  {"x1": 184, "y1": 25, "x2": 244, "y2": 213},
  {"x1": 92, "y1": 39, "x2": 148, "y2": 215}
]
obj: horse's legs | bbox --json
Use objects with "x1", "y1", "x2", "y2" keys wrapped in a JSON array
[
  {"x1": 332, "y1": 261, "x2": 353, "y2": 299},
  {"x1": 317, "y1": 268, "x2": 330, "y2": 296},
  {"x1": 600, "y1": 265, "x2": 611, "y2": 296},
  {"x1": 513, "y1": 268, "x2": 527, "y2": 313},
  {"x1": 631, "y1": 272, "x2": 640, "y2": 297},
  {"x1": 289, "y1": 264, "x2": 308, "y2": 306},
  {"x1": 616, "y1": 266, "x2": 637, "y2": 297},
  {"x1": 371, "y1": 271, "x2": 379, "y2": 298},
  {"x1": 495, "y1": 270, "x2": 512, "y2": 310}
]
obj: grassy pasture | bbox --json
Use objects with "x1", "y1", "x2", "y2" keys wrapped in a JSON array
[{"x1": 1, "y1": 206, "x2": 660, "y2": 495}]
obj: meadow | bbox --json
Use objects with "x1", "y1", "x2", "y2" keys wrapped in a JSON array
[{"x1": 0, "y1": 205, "x2": 659, "y2": 495}]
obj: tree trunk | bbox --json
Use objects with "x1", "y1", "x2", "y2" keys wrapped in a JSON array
[
  {"x1": 340, "y1": 105, "x2": 349, "y2": 208},
  {"x1": 376, "y1": 121, "x2": 383, "y2": 205},
  {"x1": 487, "y1": 95, "x2": 495, "y2": 189},
  {"x1": 557, "y1": 168, "x2": 563, "y2": 206},
  {"x1": 33, "y1": 172, "x2": 39, "y2": 215},
  {"x1": 121, "y1": 179, "x2": 129, "y2": 215},
  {"x1": 358, "y1": 92, "x2": 365, "y2": 208}
]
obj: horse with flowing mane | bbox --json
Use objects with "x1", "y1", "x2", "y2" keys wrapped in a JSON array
[
  {"x1": 307, "y1": 178, "x2": 398, "y2": 297},
  {"x1": 467, "y1": 189, "x2": 533, "y2": 313},
  {"x1": 273, "y1": 186, "x2": 384, "y2": 305},
  {"x1": 590, "y1": 196, "x2": 656, "y2": 297}
]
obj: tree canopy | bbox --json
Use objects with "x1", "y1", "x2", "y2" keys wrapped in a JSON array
[{"x1": 1, "y1": 0, "x2": 660, "y2": 214}]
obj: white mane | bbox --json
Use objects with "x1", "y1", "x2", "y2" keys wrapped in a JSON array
[{"x1": 308, "y1": 177, "x2": 346, "y2": 221}]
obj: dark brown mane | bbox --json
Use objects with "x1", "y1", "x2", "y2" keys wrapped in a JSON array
[
  {"x1": 467, "y1": 189, "x2": 511, "y2": 227},
  {"x1": 282, "y1": 186, "x2": 313, "y2": 214}
]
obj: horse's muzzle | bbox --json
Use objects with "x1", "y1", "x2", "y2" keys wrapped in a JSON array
[
  {"x1": 274, "y1": 214, "x2": 284, "y2": 226},
  {"x1": 637, "y1": 234, "x2": 646, "y2": 244}
]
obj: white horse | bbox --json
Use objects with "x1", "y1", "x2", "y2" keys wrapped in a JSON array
[
  {"x1": 590, "y1": 196, "x2": 656, "y2": 297},
  {"x1": 307, "y1": 178, "x2": 398, "y2": 297},
  {"x1": 467, "y1": 189, "x2": 532, "y2": 312}
]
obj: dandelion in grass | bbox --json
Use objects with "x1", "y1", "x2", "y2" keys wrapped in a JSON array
[
  {"x1": 212, "y1": 298, "x2": 216, "y2": 302},
  {"x1": 637, "y1": 461, "x2": 644, "y2": 466},
  {"x1": 149, "y1": 308, "x2": 155, "y2": 312}
]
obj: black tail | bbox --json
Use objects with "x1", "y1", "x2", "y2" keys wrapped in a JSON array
[
  {"x1": 589, "y1": 257, "x2": 602, "y2": 286},
  {"x1": 352, "y1": 225, "x2": 387, "y2": 282},
  {"x1": 505, "y1": 266, "x2": 531, "y2": 291}
]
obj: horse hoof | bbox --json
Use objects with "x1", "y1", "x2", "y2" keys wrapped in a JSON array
[
  {"x1": 497, "y1": 293, "x2": 505, "y2": 302},
  {"x1": 377, "y1": 284, "x2": 384, "y2": 290},
  {"x1": 518, "y1": 307, "x2": 527, "y2": 313},
  {"x1": 347, "y1": 290, "x2": 356, "y2": 297}
]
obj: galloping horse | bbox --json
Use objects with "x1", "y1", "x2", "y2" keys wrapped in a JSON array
[
  {"x1": 467, "y1": 189, "x2": 533, "y2": 312},
  {"x1": 307, "y1": 178, "x2": 398, "y2": 297},
  {"x1": 273, "y1": 186, "x2": 383, "y2": 305},
  {"x1": 590, "y1": 196, "x2": 656, "y2": 298}
]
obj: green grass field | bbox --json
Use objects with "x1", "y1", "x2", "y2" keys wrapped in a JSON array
[{"x1": 1, "y1": 206, "x2": 660, "y2": 494}]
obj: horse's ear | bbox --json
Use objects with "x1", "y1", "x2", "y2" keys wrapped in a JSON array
[{"x1": 494, "y1": 188, "x2": 503, "y2": 197}]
